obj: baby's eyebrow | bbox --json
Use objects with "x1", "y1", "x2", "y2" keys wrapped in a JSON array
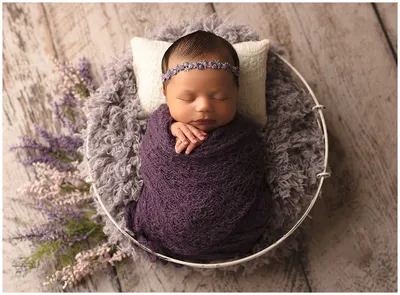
[
  {"x1": 208, "y1": 90, "x2": 221, "y2": 95},
  {"x1": 179, "y1": 89, "x2": 225, "y2": 96},
  {"x1": 181, "y1": 89, "x2": 195, "y2": 94}
]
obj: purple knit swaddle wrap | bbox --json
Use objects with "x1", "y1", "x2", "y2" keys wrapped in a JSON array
[{"x1": 125, "y1": 104, "x2": 273, "y2": 262}]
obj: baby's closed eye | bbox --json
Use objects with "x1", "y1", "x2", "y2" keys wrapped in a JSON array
[
  {"x1": 212, "y1": 96, "x2": 229, "y2": 101},
  {"x1": 177, "y1": 97, "x2": 195, "y2": 102}
]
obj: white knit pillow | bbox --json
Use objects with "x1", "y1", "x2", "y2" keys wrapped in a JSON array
[{"x1": 131, "y1": 37, "x2": 269, "y2": 126}]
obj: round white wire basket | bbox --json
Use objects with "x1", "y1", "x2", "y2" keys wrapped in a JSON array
[{"x1": 86, "y1": 52, "x2": 331, "y2": 269}]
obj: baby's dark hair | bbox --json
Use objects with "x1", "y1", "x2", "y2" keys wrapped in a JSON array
[{"x1": 161, "y1": 30, "x2": 240, "y2": 90}]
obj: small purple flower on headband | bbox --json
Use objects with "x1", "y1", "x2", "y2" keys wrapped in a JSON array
[{"x1": 162, "y1": 60, "x2": 239, "y2": 83}]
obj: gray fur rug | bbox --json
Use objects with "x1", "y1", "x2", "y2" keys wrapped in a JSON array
[{"x1": 79, "y1": 14, "x2": 325, "y2": 275}]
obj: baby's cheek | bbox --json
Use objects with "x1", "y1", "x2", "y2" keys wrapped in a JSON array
[
  {"x1": 222, "y1": 104, "x2": 237, "y2": 123},
  {"x1": 169, "y1": 104, "x2": 190, "y2": 123}
]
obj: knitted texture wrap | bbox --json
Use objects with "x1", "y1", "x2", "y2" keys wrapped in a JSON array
[{"x1": 126, "y1": 104, "x2": 273, "y2": 261}]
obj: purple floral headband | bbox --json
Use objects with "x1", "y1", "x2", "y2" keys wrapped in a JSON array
[{"x1": 162, "y1": 60, "x2": 240, "y2": 83}]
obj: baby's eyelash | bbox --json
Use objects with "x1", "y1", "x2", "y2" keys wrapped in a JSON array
[
  {"x1": 177, "y1": 98, "x2": 194, "y2": 102},
  {"x1": 177, "y1": 97, "x2": 228, "y2": 101}
]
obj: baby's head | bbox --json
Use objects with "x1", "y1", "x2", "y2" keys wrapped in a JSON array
[{"x1": 161, "y1": 30, "x2": 240, "y2": 132}]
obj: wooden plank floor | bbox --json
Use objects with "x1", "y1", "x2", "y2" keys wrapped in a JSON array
[{"x1": 3, "y1": 3, "x2": 397, "y2": 292}]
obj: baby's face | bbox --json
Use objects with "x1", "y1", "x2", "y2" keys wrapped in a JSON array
[{"x1": 164, "y1": 54, "x2": 238, "y2": 132}]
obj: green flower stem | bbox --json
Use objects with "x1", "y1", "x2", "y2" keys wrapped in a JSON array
[
  {"x1": 75, "y1": 84, "x2": 89, "y2": 98},
  {"x1": 65, "y1": 70, "x2": 89, "y2": 98},
  {"x1": 64, "y1": 217, "x2": 105, "y2": 241},
  {"x1": 62, "y1": 105, "x2": 76, "y2": 122},
  {"x1": 48, "y1": 152, "x2": 76, "y2": 163},
  {"x1": 60, "y1": 183, "x2": 90, "y2": 192},
  {"x1": 18, "y1": 239, "x2": 63, "y2": 271}
]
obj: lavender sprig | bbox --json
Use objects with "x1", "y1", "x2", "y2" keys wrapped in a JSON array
[
  {"x1": 52, "y1": 100, "x2": 80, "y2": 135},
  {"x1": 50, "y1": 56, "x2": 97, "y2": 135},
  {"x1": 10, "y1": 125, "x2": 83, "y2": 171},
  {"x1": 11, "y1": 200, "x2": 105, "y2": 274},
  {"x1": 12, "y1": 201, "x2": 85, "y2": 244},
  {"x1": 44, "y1": 243, "x2": 128, "y2": 289},
  {"x1": 13, "y1": 224, "x2": 69, "y2": 244},
  {"x1": 17, "y1": 163, "x2": 92, "y2": 206},
  {"x1": 78, "y1": 57, "x2": 97, "y2": 90}
]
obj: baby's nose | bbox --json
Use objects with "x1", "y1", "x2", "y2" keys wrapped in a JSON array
[{"x1": 195, "y1": 96, "x2": 213, "y2": 112}]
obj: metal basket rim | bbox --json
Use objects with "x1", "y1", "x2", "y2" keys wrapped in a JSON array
[{"x1": 85, "y1": 52, "x2": 330, "y2": 269}]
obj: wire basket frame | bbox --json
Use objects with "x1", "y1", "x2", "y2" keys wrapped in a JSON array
[{"x1": 85, "y1": 53, "x2": 331, "y2": 269}]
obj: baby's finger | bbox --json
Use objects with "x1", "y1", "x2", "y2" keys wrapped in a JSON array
[
  {"x1": 174, "y1": 128, "x2": 189, "y2": 145},
  {"x1": 175, "y1": 138, "x2": 181, "y2": 150},
  {"x1": 185, "y1": 142, "x2": 199, "y2": 154},
  {"x1": 175, "y1": 139, "x2": 188, "y2": 154},
  {"x1": 186, "y1": 125, "x2": 207, "y2": 141},
  {"x1": 180, "y1": 124, "x2": 199, "y2": 144}
]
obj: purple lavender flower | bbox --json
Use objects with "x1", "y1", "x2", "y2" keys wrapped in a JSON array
[
  {"x1": 34, "y1": 124, "x2": 59, "y2": 149},
  {"x1": 13, "y1": 224, "x2": 65, "y2": 243},
  {"x1": 56, "y1": 134, "x2": 83, "y2": 154},
  {"x1": 20, "y1": 153, "x2": 74, "y2": 172},
  {"x1": 78, "y1": 57, "x2": 90, "y2": 82},
  {"x1": 34, "y1": 202, "x2": 83, "y2": 225},
  {"x1": 78, "y1": 57, "x2": 97, "y2": 91},
  {"x1": 62, "y1": 93, "x2": 78, "y2": 107},
  {"x1": 13, "y1": 201, "x2": 88, "y2": 244},
  {"x1": 9, "y1": 135, "x2": 51, "y2": 154},
  {"x1": 64, "y1": 119, "x2": 79, "y2": 134},
  {"x1": 10, "y1": 123, "x2": 84, "y2": 171},
  {"x1": 52, "y1": 98, "x2": 84, "y2": 135}
]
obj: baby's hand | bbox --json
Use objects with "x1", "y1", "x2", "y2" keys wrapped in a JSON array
[{"x1": 171, "y1": 122, "x2": 207, "y2": 154}]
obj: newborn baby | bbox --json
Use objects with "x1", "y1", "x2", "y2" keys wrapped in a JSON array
[{"x1": 125, "y1": 30, "x2": 273, "y2": 262}]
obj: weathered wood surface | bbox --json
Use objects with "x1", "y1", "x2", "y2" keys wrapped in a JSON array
[
  {"x1": 213, "y1": 2, "x2": 397, "y2": 292},
  {"x1": 115, "y1": 249, "x2": 309, "y2": 292},
  {"x1": 3, "y1": 2, "x2": 309, "y2": 292},
  {"x1": 376, "y1": 2, "x2": 397, "y2": 55},
  {"x1": 3, "y1": 2, "x2": 396, "y2": 292}
]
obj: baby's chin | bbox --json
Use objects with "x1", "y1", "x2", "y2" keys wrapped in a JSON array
[
  {"x1": 190, "y1": 120, "x2": 233, "y2": 132},
  {"x1": 193, "y1": 124, "x2": 217, "y2": 132}
]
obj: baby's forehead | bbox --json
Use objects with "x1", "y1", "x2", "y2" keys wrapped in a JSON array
[{"x1": 168, "y1": 70, "x2": 235, "y2": 95}]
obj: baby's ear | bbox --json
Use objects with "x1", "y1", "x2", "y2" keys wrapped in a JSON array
[{"x1": 162, "y1": 87, "x2": 166, "y2": 98}]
